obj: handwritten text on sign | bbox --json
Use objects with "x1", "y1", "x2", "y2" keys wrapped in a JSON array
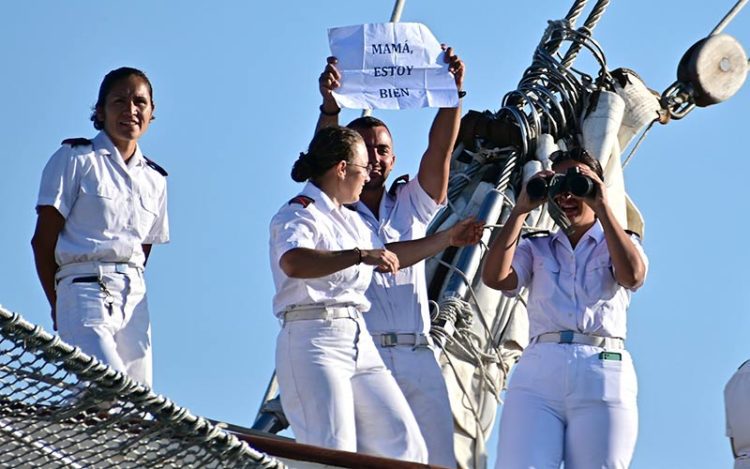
[{"x1": 328, "y1": 23, "x2": 458, "y2": 110}]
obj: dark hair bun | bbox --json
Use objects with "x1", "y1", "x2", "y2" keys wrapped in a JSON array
[
  {"x1": 291, "y1": 152, "x2": 314, "y2": 182},
  {"x1": 290, "y1": 126, "x2": 363, "y2": 183}
]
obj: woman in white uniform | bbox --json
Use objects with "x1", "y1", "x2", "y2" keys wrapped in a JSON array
[
  {"x1": 482, "y1": 148, "x2": 647, "y2": 468},
  {"x1": 32, "y1": 67, "x2": 168, "y2": 387},
  {"x1": 270, "y1": 126, "x2": 481, "y2": 462},
  {"x1": 270, "y1": 125, "x2": 427, "y2": 461}
]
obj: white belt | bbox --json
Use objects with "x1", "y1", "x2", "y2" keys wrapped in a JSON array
[
  {"x1": 371, "y1": 332, "x2": 433, "y2": 348},
  {"x1": 56, "y1": 261, "x2": 143, "y2": 281},
  {"x1": 282, "y1": 305, "x2": 361, "y2": 325},
  {"x1": 533, "y1": 331, "x2": 624, "y2": 350}
]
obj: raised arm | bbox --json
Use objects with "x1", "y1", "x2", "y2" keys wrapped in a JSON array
[
  {"x1": 315, "y1": 56, "x2": 342, "y2": 133},
  {"x1": 578, "y1": 165, "x2": 646, "y2": 289},
  {"x1": 280, "y1": 247, "x2": 400, "y2": 278},
  {"x1": 31, "y1": 206, "x2": 64, "y2": 329},
  {"x1": 482, "y1": 180, "x2": 545, "y2": 290},
  {"x1": 417, "y1": 46, "x2": 465, "y2": 204},
  {"x1": 386, "y1": 217, "x2": 484, "y2": 268}
]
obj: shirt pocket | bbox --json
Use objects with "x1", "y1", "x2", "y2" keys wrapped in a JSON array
[
  {"x1": 380, "y1": 222, "x2": 407, "y2": 243},
  {"x1": 584, "y1": 257, "x2": 617, "y2": 299},
  {"x1": 531, "y1": 257, "x2": 560, "y2": 298},
  {"x1": 76, "y1": 180, "x2": 123, "y2": 231},
  {"x1": 137, "y1": 192, "x2": 160, "y2": 235}
]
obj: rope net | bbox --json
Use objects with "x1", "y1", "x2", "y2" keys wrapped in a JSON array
[{"x1": 0, "y1": 305, "x2": 283, "y2": 469}]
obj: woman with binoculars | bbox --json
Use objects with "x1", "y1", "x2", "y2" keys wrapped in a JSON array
[{"x1": 483, "y1": 148, "x2": 648, "y2": 468}]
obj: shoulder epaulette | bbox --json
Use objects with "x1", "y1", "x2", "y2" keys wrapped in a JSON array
[
  {"x1": 522, "y1": 230, "x2": 550, "y2": 239},
  {"x1": 388, "y1": 174, "x2": 410, "y2": 197},
  {"x1": 144, "y1": 156, "x2": 168, "y2": 177},
  {"x1": 288, "y1": 195, "x2": 314, "y2": 208},
  {"x1": 61, "y1": 137, "x2": 92, "y2": 147}
]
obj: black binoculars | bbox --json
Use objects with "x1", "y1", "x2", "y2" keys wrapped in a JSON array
[{"x1": 526, "y1": 167, "x2": 596, "y2": 200}]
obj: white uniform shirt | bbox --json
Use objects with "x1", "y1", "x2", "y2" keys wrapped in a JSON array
[
  {"x1": 726, "y1": 360, "x2": 750, "y2": 465},
  {"x1": 36, "y1": 132, "x2": 169, "y2": 269},
  {"x1": 505, "y1": 221, "x2": 648, "y2": 339},
  {"x1": 269, "y1": 182, "x2": 381, "y2": 317},
  {"x1": 354, "y1": 177, "x2": 443, "y2": 335}
]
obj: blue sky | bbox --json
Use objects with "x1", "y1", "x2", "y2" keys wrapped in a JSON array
[{"x1": 1, "y1": 1, "x2": 748, "y2": 467}]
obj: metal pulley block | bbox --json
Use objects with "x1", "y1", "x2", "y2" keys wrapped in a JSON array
[{"x1": 676, "y1": 34, "x2": 748, "y2": 107}]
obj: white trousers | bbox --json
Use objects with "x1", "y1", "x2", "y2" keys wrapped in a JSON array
[
  {"x1": 275, "y1": 316, "x2": 428, "y2": 463},
  {"x1": 496, "y1": 343, "x2": 638, "y2": 469},
  {"x1": 376, "y1": 343, "x2": 457, "y2": 468},
  {"x1": 56, "y1": 266, "x2": 152, "y2": 386}
]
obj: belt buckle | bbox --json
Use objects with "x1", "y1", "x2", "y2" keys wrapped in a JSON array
[
  {"x1": 559, "y1": 331, "x2": 574, "y2": 344},
  {"x1": 381, "y1": 333, "x2": 398, "y2": 347}
]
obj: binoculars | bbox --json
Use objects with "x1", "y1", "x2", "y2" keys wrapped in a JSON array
[{"x1": 526, "y1": 167, "x2": 596, "y2": 200}]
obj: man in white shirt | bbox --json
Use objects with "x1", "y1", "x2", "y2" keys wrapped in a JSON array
[{"x1": 315, "y1": 46, "x2": 465, "y2": 467}]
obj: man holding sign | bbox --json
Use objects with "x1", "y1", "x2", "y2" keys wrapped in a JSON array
[
  {"x1": 317, "y1": 22, "x2": 464, "y2": 467},
  {"x1": 325, "y1": 22, "x2": 461, "y2": 110}
]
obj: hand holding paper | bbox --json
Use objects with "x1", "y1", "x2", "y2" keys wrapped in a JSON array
[
  {"x1": 319, "y1": 56, "x2": 341, "y2": 115},
  {"x1": 443, "y1": 45, "x2": 465, "y2": 91},
  {"x1": 327, "y1": 22, "x2": 461, "y2": 110}
]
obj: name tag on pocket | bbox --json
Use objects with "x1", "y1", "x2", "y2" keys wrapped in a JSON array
[{"x1": 599, "y1": 351, "x2": 622, "y2": 361}]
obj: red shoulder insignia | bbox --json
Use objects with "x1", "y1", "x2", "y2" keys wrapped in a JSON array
[
  {"x1": 288, "y1": 195, "x2": 314, "y2": 208},
  {"x1": 61, "y1": 137, "x2": 92, "y2": 147},
  {"x1": 144, "y1": 156, "x2": 168, "y2": 177},
  {"x1": 388, "y1": 174, "x2": 410, "y2": 197}
]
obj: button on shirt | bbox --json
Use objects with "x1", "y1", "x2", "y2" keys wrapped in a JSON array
[
  {"x1": 36, "y1": 132, "x2": 169, "y2": 269},
  {"x1": 726, "y1": 360, "x2": 750, "y2": 464},
  {"x1": 269, "y1": 182, "x2": 381, "y2": 317},
  {"x1": 355, "y1": 178, "x2": 443, "y2": 335},
  {"x1": 505, "y1": 222, "x2": 648, "y2": 339}
]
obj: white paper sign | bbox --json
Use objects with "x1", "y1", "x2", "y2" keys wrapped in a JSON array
[{"x1": 327, "y1": 22, "x2": 459, "y2": 110}]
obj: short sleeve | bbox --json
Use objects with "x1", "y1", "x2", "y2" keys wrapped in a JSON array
[
  {"x1": 36, "y1": 147, "x2": 81, "y2": 218},
  {"x1": 144, "y1": 184, "x2": 170, "y2": 244},
  {"x1": 502, "y1": 238, "x2": 533, "y2": 297},
  {"x1": 399, "y1": 178, "x2": 443, "y2": 225},
  {"x1": 270, "y1": 207, "x2": 319, "y2": 258},
  {"x1": 624, "y1": 233, "x2": 648, "y2": 292}
]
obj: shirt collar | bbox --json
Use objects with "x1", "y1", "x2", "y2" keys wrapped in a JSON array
[
  {"x1": 92, "y1": 131, "x2": 145, "y2": 168},
  {"x1": 300, "y1": 181, "x2": 338, "y2": 215},
  {"x1": 551, "y1": 220, "x2": 605, "y2": 247},
  {"x1": 584, "y1": 220, "x2": 605, "y2": 244}
]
